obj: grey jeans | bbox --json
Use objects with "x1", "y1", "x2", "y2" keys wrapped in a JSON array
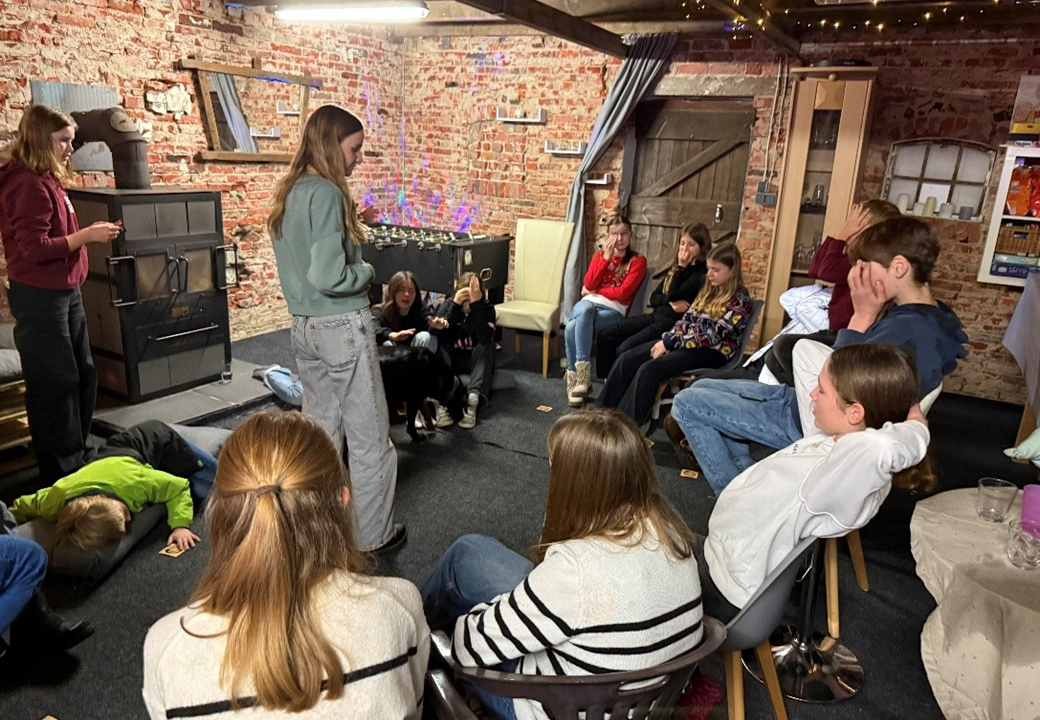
[{"x1": 292, "y1": 310, "x2": 398, "y2": 551}]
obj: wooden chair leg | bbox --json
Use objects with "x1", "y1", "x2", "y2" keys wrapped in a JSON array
[
  {"x1": 847, "y1": 529, "x2": 870, "y2": 592},
  {"x1": 825, "y1": 537, "x2": 840, "y2": 640},
  {"x1": 513, "y1": 332, "x2": 521, "y2": 354},
  {"x1": 723, "y1": 651, "x2": 744, "y2": 720},
  {"x1": 754, "y1": 640, "x2": 789, "y2": 720},
  {"x1": 541, "y1": 333, "x2": 550, "y2": 378}
]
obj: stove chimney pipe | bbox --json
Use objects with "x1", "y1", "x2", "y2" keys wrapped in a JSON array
[{"x1": 71, "y1": 107, "x2": 150, "y2": 189}]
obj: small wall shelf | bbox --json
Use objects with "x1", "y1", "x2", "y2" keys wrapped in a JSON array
[
  {"x1": 585, "y1": 173, "x2": 613, "y2": 185},
  {"x1": 545, "y1": 140, "x2": 587, "y2": 156},
  {"x1": 978, "y1": 145, "x2": 1040, "y2": 287},
  {"x1": 276, "y1": 101, "x2": 300, "y2": 116},
  {"x1": 495, "y1": 107, "x2": 548, "y2": 124},
  {"x1": 250, "y1": 126, "x2": 281, "y2": 139}
]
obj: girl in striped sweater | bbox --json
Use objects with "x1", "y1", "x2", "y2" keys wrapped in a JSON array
[{"x1": 421, "y1": 408, "x2": 704, "y2": 720}]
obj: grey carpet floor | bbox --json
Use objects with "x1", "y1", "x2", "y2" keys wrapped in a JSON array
[{"x1": 0, "y1": 327, "x2": 1034, "y2": 720}]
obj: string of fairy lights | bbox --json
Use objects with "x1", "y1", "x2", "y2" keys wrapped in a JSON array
[{"x1": 678, "y1": 0, "x2": 1040, "y2": 38}]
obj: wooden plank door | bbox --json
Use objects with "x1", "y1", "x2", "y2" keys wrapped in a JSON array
[{"x1": 626, "y1": 100, "x2": 755, "y2": 276}]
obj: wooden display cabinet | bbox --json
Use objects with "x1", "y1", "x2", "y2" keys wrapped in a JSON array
[
  {"x1": 762, "y1": 66, "x2": 877, "y2": 341},
  {"x1": 977, "y1": 145, "x2": 1040, "y2": 287}
]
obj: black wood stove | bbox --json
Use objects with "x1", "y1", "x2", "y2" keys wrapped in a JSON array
[{"x1": 68, "y1": 188, "x2": 238, "y2": 403}]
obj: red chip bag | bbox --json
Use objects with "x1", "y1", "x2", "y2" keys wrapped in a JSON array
[
  {"x1": 1007, "y1": 166, "x2": 1031, "y2": 217},
  {"x1": 1030, "y1": 166, "x2": 1040, "y2": 218}
]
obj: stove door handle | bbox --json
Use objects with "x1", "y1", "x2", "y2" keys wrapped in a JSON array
[
  {"x1": 152, "y1": 324, "x2": 220, "y2": 342},
  {"x1": 215, "y1": 244, "x2": 241, "y2": 290},
  {"x1": 107, "y1": 255, "x2": 140, "y2": 307},
  {"x1": 176, "y1": 256, "x2": 189, "y2": 294}
]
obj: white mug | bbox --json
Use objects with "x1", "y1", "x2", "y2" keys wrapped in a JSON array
[
  {"x1": 939, "y1": 203, "x2": 955, "y2": 219},
  {"x1": 895, "y1": 193, "x2": 911, "y2": 212}
]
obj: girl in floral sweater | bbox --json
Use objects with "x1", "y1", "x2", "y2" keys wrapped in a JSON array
[{"x1": 599, "y1": 242, "x2": 751, "y2": 425}]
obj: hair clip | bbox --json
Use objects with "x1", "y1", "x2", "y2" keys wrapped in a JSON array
[{"x1": 254, "y1": 485, "x2": 279, "y2": 497}]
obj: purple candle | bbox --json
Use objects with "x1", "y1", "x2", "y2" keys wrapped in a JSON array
[{"x1": 1023, "y1": 485, "x2": 1040, "y2": 528}]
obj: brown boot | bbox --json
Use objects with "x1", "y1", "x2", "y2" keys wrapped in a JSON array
[{"x1": 664, "y1": 414, "x2": 698, "y2": 469}]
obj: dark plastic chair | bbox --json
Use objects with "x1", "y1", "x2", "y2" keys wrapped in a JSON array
[
  {"x1": 717, "y1": 536, "x2": 817, "y2": 720},
  {"x1": 426, "y1": 616, "x2": 726, "y2": 720},
  {"x1": 652, "y1": 298, "x2": 765, "y2": 419}
]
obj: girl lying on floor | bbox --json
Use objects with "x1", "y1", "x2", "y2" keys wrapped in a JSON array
[
  {"x1": 697, "y1": 343, "x2": 930, "y2": 623},
  {"x1": 421, "y1": 408, "x2": 703, "y2": 720}
]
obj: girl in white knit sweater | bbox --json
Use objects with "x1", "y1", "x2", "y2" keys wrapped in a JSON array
[
  {"x1": 421, "y1": 408, "x2": 704, "y2": 720},
  {"x1": 143, "y1": 412, "x2": 429, "y2": 719},
  {"x1": 699, "y1": 343, "x2": 930, "y2": 623}
]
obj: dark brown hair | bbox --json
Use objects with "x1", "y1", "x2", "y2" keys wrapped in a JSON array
[
  {"x1": 676, "y1": 222, "x2": 711, "y2": 266},
  {"x1": 849, "y1": 217, "x2": 939, "y2": 285},
  {"x1": 534, "y1": 408, "x2": 694, "y2": 564},
  {"x1": 380, "y1": 270, "x2": 421, "y2": 330},
  {"x1": 827, "y1": 344, "x2": 935, "y2": 493},
  {"x1": 860, "y1": 199, "x2": 902, "y2": 225}
]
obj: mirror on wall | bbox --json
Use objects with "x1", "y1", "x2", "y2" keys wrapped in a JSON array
[{"x1": 178, "y1": 59, "x2": 322, "y2": 163}]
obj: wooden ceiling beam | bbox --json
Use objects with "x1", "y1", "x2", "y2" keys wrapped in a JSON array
[
  {"x1": 700, "y1": 0, "x2": 801, "y2": 56},
  {"x1": 450, "y1": 0, "x2": 629, "y2": 57}
]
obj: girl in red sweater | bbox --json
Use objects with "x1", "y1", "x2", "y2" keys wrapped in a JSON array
[
  {"x1": 0, "y1": 105, "x2": 122, "y2": 481},
  {"x1": 563, "y1": 215, "x2": 646, "y2": 406}
]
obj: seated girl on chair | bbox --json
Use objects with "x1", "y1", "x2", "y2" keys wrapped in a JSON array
[
  {"x1": 421, "y1": 408, "x2": 703, "y2": 720},
  {"x1": 598, "y1": 241, "x2": 751, "y2": 426},
  {"x1": 697, "y1": 343, "x2": 931, "y2": 624}
]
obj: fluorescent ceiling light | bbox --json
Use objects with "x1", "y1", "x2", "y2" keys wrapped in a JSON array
[{"x1": 275, "y1": 1, "x2": 429, "y2": 22}]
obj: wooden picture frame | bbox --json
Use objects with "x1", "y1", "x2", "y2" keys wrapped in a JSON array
[{"x1": 178, "y1": 58, "x2": 322, "y2": 163}]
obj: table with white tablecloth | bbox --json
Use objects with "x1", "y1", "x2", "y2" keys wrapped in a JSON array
[{"x1": 910, "y1": 488, "x2": 1040, "y2": 720}]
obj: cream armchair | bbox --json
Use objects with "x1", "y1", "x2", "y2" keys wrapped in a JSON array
[{"x1": 495, "y1": 219, "x2": 575, "y2": 377}]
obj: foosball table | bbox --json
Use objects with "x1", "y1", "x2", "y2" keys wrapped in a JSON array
[{"x1": 361, "y1": 224, "x2": 512, "y2": 302}]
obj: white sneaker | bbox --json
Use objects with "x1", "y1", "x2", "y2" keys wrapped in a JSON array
[
  {"x1": 434, "y1": 401, "x2": 454, "y2": 428},
  {"x1": 459, "y1": 392, "x2": 479, "y2": 429}
]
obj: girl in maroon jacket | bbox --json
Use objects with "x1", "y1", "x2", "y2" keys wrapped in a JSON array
[
  {"x1": 563, "y1": 215, "x2": 646, "y2": 406},
  {"x1": 0, "y1": 105, "x2": 122, "y2": 481}
]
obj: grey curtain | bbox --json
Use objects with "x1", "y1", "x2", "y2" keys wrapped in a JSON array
[
  {"x1": 212, "y1": 73, "x2": 257, "y2": 153},
  {"x1": 560, "y1": 33, "x2": 677, "y2": 321}
]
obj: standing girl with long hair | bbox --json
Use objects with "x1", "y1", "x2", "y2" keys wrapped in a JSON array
[
  {"x1": 267, "y1": 104, "x2": 403, "y2": 553},
  {"x1": 421, "y1": 408, "x2": 704, "y2": 720},
  {"x1": 563, "y1": 215, "x2": 647, "y2": 406},
  {"x1": 599, "y1": 242, "x2": 751, "y2": 425},
  {"x1": 143, "y1": 412, "x2": 429, "y2": 718},
  {"x1": 0, "y1": 104, "x2": 123, "y2": 481},
  {"x1": 596, "y1": 221, "x2": 710, "y2": 379}
]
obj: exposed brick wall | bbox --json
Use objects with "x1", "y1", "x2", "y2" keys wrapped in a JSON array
[
  {"x1": 0, "y1": 4, "x2": 1034, "y2": 401},
  {"x1": 0, "y1": 0, "x2": 404, "y2": 340}
]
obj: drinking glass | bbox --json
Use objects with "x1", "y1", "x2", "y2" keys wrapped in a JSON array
[
  {"x1": 976, "y1": 477, "x2": 1017, "y2": 523},
  {"x1": 1006, "y1": 520, "x2": 1040, "y2": 570}
]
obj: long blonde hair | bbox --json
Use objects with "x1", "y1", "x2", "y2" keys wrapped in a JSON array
[
  {"x1": 187, "y1": 411, "x2": 366, "y2": 711},
  {"x1": 690, "y1": 242, "x2": 743, "y2": 317},
  {"x1": 534, "y1": 408, "x2": 694, "y2": 564},
  {"x1": 267, "y1": 104, "x2": 368, "y2": 245},
  {"x1": 6, "y1": 104, "x2": 75, "y2": 181}
]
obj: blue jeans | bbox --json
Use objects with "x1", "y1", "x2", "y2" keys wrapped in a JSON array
[
  {"x1": 0, "y1": 536, "x2": 47, "y2": 634},
  {"x1": 671, "y1": 379, "x2": 803, "y2": 494},
  {"x1": 421, "y1": 534, "x2": 530, "y2": 720},
  {"x1": 564, "y1": 299, "x2": 623, "y2": 371},
  {"x1": 181, "y1": 438, "x2": 218, "y2": 502},
  {"x1": 293, "y1": 310, "x2": 398, "y2": 551},
  {"x1": 262, "y1": 366, "x2": 304, "y2": 407}
]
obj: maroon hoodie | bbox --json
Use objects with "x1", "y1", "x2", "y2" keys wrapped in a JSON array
[{"x1": 0, "y1": 159, "x2": 86, "y2": 290}]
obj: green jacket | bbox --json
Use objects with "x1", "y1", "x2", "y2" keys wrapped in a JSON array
[
  {"x1": 271, "y1": 175, "x2": 374, "y2": 317},
  {"x1": 10, "y1": 456, "x2": 193, "y2": 530}
]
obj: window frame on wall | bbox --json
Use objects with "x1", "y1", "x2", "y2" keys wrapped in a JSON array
[{"x1": 881, "y1": 139, "x2": 997, "y2": 221}]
